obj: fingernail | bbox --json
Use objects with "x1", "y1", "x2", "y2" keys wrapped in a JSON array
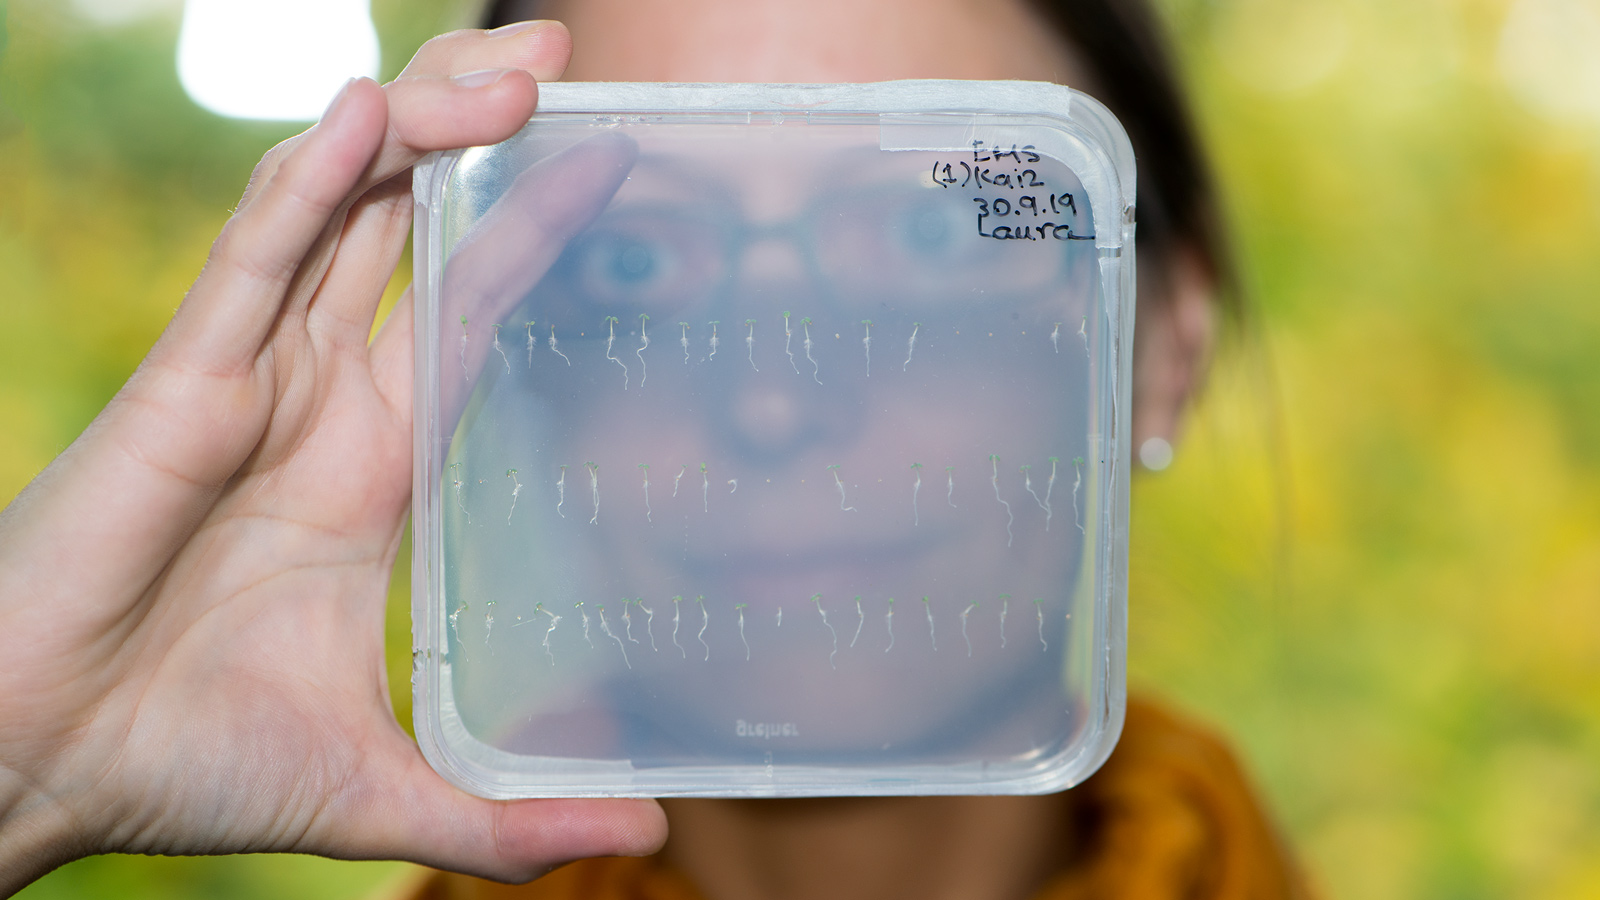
[
  {"x1": 322, "y1": 77, "x2": 358, "y2": 119},
  {"x1": 488, "y1": 19, "x2": 553, "y2": 36},
  {"x1": 453, "y1": 69, "x2": 513, "y2": 89}
]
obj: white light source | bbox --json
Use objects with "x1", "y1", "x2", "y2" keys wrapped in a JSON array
[
  {"x1": 1498, "y1": 0, "x2": 1600, "y2": 124},
  {"x1": 177, "y1": 0, "x2": 380, "y2": 121}
]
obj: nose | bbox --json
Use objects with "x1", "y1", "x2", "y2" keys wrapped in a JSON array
[
  {"x1": 704, "y1": 242, "x2": 866, "y2": 467},
  {"x1": 697, "y1": 217, "x2": 869, "y2": 467},
  {"x1": 709, "y1": 349, "x2": 867, "y2": 468}
]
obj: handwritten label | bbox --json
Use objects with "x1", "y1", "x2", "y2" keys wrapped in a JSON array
[{"x1": 930, "y1": 141, "x2": 1095, "y2": 243}]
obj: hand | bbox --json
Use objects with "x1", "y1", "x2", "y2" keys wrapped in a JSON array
[{"x1": 0, "y1": 22, "x2": 665, "y2": 894}]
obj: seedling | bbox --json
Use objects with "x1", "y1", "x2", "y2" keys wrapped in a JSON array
[
  {"x1": 555, "y1": 464, "x2": 567, "y2": 518},
  {"x1": 998, "y1": 594, "x2": 1010, "y2": 649},
  {"x1": 745, "y1": 319, "x2": 759, "y2": 372},
  {"x1": 861, "y1": 319, "x2": 873, "y2": 376},
  {"x1": 585, "y1": 461, "x2": 600, "y2": 525},
  {"x1": 459, "y1": 315, "x2": 470, "y2": 380},
  {"x1": 448, "y1": 599, "x2": 467, "y2": 647},
  {"x1": 449, "y1": 461, "x2": 471, "y2": 524},
  {"x1": 884, "y1": 598, "x2": 896, "y2": 652},
  {"x1": 679, "y1": 321, "x2": 690, "y2": 363},
  {"x1": 946, "y1": 466, "x2": 958, "y2": 508},
  {"x1": 636, "y1": 599, "x2": 657, "y2": 651},
  {"x1": 728, "y1": 478, "x2": 738, "y2": 494},
  {"x1": 484, "y1": 599, "x2": 497, "y2": 650},
  {"x1": 903, "y1": 322, "x2": 919, "y2": 371},
  {"x1": 547, "y1": 324, "x2": 571, "y2": 365},
  {"x1": 491, "y1": 324, "x2": 511, "y2": 374},
  {"x1": 1050, "y1": 322, "x2": 1061, "y2": 353},
  {"x1": 990, "y1": 454, "x2": 1014, "y2": 547},
  {"x1": 708, "y1": 321, "x2": 720, "y2": 361},
  {"x1": 850, "y1": 596, "x2": 865, "y2": 648},
  {"x1": 621, "y1": 597, "x2": 638, "y2": 644},
  {"x1": 536, "y1": 602, "x2": 561, "y2": 664},
  {"x1": 776, "y1": 606, "x2": 784, "y2": 627},
  {"x1": 639, "y1": 464, "x2": 652, "y2": 523},
  {"x1": 673, "y1": 464, "x2": 687, "y2": 498},
  {"x1": 828, "y1": 464, "x2": 856, "y2": 512},
  {"x1": 671, "y1": 595, "x2": 686, "y2": 658},
  {"x1": 636, "y1": 313, "x2": 650, "y2": 387},
  {"x1": 505, "y1": 469, "x2": 521, "y2": 522},
  {"x1": 1043, "y1": 457, "x2": 1059, "y2": 531},
  {"x1": 736, "y1": 603, "x2": 750, "y2": 660},
  {"x1": 575, "y1": 600, "x2": 594, "y2": 648},
  {"x1": 1034, "y1": 598, "x2": 1047, "y2": 652},
  {"x1": 1078, "y1": 314, "x2": 1089, "y2": 355},
  {"x1": 813, "y1": 594, "x2": 839, "y2": 669},
  {"x1": 782, "y1": 310, "x2": 798, "y2": 373},
  {"x1": 597, "y1": 604, "x2": 630, "y2": 669},
  {"x1": 1072, "y1": 456, "x2": 1085, "y2": 534},
  {"x1": 1023, "y1": 465, "x2": 1047, "y2": 520},
  {"x1": 603, "y1": 316, "x2": 629, "y2": 389},
  {"x1": 701, "y1": 462, "x2": 710, "y2": 513},
  {"x1": 525, "y1": 321, "x2": 536, "y2": 367},
  {"x1": 696, "y1": 595, "x2": 710, "y2": 661},
  {"x1": 911, "y1": 462, "x2": 924, "y2": 526},
  {"x1": 922, "y1": 596, "x2": 937, "y2": 650},
  {"x1": 537, "y1": 602, "x2": 563, "y2": 659},
  {"x1": 801, "y1": 317, "x2": 820, "y2": 384},
  {"x1": 960, "y1": 599, "x2": 978, "y2": 658}
]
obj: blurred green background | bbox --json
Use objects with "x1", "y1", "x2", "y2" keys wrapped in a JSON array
[{"x1": 4, "y1": 0, "x2": 1600, "y2": 897}]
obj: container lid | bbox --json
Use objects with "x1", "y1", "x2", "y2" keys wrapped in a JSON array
[{"x1": 412, "y1": 80, "x2": 1135, "y2": 798}]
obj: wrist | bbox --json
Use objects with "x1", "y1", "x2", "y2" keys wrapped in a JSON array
[{"x1": 0, "y1": 771, "x2": 85, "y2": 896}]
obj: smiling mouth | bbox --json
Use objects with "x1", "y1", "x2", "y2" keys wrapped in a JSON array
[{"x1": 658, "y1": 523, "x2": 971, "y2": 606}]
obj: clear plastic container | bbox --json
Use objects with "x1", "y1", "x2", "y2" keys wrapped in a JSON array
[{"x1": 411, "y1": 81, "x2": 1136, "y2": 798}]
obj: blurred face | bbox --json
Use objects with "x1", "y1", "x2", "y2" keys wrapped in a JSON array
[{"x1": 443, "y1": 0, "x2": 1123, "y2": 768}]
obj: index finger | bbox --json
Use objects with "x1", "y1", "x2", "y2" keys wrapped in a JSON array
[{"x1": 240, "y1": 23, "x2": 572, "y2": 211}]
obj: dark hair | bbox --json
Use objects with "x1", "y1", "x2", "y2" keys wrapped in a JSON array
[
  {"x1": 483, "y1": 0, "x2": 1234, "y2": 308},
  {"x1": 1025, "y1": 0, "x2": 1235, "y2": 308}
]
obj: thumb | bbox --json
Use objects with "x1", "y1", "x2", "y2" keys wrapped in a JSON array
[{"x1": 320, "y1": 730, "x2": 667, "y2": 882}]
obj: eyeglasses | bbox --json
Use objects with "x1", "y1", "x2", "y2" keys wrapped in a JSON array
[{"x1": 519, "y1": 177, "x2": 1099, "y2": 330}]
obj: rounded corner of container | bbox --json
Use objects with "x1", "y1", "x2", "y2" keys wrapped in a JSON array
[
  {"x1": 1023, "y1": 693, "x2": 1128, "y2": 796},
  {"x1": 412, "y1": 692, "x2": 515, "y2": 801},
  {"x1": 1057, "y1": 90, "x2": 1137, "y2": 218}
]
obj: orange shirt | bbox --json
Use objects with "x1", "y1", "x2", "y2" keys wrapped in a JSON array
[{"x1": 397, "y1": 698, "x2": 1314, "y2": 900}]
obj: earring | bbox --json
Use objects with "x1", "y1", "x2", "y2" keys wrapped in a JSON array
[{"x1": 1138, "y1": 437, "x2": 1173, "y2": 472}]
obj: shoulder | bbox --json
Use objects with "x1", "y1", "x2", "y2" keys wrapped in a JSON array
[{"x1": 1039, "y1": 695, "x2": 1317, "y2": 900}]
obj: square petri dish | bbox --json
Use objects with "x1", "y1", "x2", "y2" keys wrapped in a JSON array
[{"x1": 411, "y1": 81, "x2": 1136, "y2": 798}]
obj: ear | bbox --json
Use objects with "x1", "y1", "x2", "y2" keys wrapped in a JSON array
[{"x1": 1131, "y1": 245, "x2": 1216, "y2": 467}]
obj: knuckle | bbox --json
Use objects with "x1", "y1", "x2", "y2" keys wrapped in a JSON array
[
  {"x1": 208, "y1": 216, "x2": 294, "y2": 290},
  {"x1": 401, "y1": 29, "x2": 479, "y2": 76},
  {"x1": 241, "y1": 134, "x2": 304, "y2": 207}
]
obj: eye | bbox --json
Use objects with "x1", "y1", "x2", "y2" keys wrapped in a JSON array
[
  {"x1": 576, "y1": 233, "x2": 673, "y2": 299},
  {"x1": 550, "y1": 210, "x2": 724, "y2": 318},
  {"x1": 812, "y1": 187, "x2": 1078, "y2": 306}
]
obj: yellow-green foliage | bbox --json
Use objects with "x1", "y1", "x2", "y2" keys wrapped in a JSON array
[{"x1": 5, "y1": 0, "x2": 1600, "y2": 898}]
